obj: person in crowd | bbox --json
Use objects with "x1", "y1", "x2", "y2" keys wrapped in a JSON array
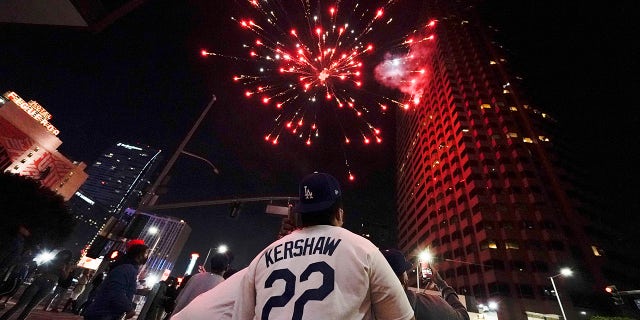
[
  {"x1": 0, "y1": 249, "x2": 73, "y2": 320},
  {"x1": 43, "y1": 267, "x2": 75, "y2": 311},
  {"x1": 232, "y1": 172, "x2": 415, "y2": 320},
  {"x1": 83, "y1": 244, "x2": 149, "y2": 320},
  {"x1": 145, "y1": 277, "x2": 176, "y2": 320},
  {"x1": 170, "y1": 268, "x2": 247, "y2": 320},
  {"x1": 170, "y1": 213, "x2": 297, "y2": 319},
  {"x1": 381, "y1": 249, "x2": 470, "y2": 320},
  {"x1": 0, "y1": 250, "x2": 33, "y2": 310},
  {"x1": 61, "y1": 269, "x2": 92, "y2": 313},
  {"x1": 161, "y1": 277, "x2": 178, "y2": 320},
  {"x1": 172, "y1": 252, "x2": 229, "y2": 315},
  {"x1": 76, "y1": 271, "x2": 104, "y2": 315},
  {"x1": 0, "y1": 226, "x2": 31, "y2": 281}
]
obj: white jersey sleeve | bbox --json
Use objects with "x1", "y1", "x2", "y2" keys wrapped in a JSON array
[
  {"x1": 171, "y1": 268, "x2": 247, "y2": 320},
  {"x1": 232, "y1": 225, "x2": 414, "y2": 320}
]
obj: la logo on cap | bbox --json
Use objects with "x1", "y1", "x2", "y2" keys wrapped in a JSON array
[{"x1": 304, "y1": 186, "x2": 313, "y2": 199}]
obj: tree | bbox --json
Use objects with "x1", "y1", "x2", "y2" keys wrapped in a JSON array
[{"x1": 0, "y1": 172, "x2": 75, "y2": 248}]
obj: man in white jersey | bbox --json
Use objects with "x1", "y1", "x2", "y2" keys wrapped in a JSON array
[{"x1": 233, "y1": 172, "x2": 415, "y2": 320}]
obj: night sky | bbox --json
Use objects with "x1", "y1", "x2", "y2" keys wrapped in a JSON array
[{"x1": 1, "y1": 1, "x2": 638, "y2": 273}]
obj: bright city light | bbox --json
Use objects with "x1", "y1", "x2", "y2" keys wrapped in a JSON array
[
  {"x1": 217, "y1": 244, "x2": 228, "y2": 254},
  {"x1": 33, "y1": 251, "x2": 56, "y2": 265},
  {"x1": 146, "y1": 274, "x2": 160, "y2": 287},
  {"x1": 148, "y1": 226, "x2": 159, "y2": 235},
  {"x1": 418, "y1": 250, "x2": 433, "y2": 263},
  {"x1": 560, "y1": 267, "x2": 573, "y2": 277}
]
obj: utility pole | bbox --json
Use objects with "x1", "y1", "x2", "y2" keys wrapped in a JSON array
[{"x1": 137, "y1": 94, "x2": 217, "y2": 210}]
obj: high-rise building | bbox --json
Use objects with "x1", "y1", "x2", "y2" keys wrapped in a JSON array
[
  {"x1": 0, "y1": 91, "x2": 88, "y2": 200},
  {"x1": 81, "y1": 142, "x2": 162, "y2": 215},
  {"x1": 66, "y1": 142, "x2": 162, "y2": 256},
  {"x1": 119, "y1": 208, "x2": 191, "y2": 281},
  {"x1": 394, "y1": 3, "x2": 629, "y2": 319}
]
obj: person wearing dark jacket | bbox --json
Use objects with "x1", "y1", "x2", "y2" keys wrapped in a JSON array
[
  {"x1": 83, "y1": 244, "x2": 149, "y2": 320},
  {"x1": 381, "y1": 249, "x2": 470, "y2": 320}
]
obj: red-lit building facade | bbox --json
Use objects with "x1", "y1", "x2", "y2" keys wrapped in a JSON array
[
  {"x1": 0, "y1": 91, "x2": 87, "y2": 200},
  {"x1": 395, "y1": 4, "x2": 612, "y2": 319}
]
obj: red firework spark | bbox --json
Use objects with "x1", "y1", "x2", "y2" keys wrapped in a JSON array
[{"x1": 202, "y1": 1, "x2": 436, "y2": 180}]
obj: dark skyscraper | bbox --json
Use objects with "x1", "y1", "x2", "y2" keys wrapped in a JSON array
[
  {"x1": 65, "y1": 142, "x2": 162, "y2": 255},
  {"x1": 394, "y1": 2, "x2": 636, "y2": 319},
  {"x1": 81, "y1": 142, "x2": 162, "y2": 215}
]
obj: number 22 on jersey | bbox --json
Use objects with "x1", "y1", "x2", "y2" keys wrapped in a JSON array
[{"x1": 262, "y1": 261, "x2": 335, "y2": 320}]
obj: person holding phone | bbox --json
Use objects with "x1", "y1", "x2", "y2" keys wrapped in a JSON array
[{"x1": 381, "y1": 249, "x2": 470, "y2": 320}]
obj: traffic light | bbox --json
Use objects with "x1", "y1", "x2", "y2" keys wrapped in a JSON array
[{"x1": 605, "y1": 285, "x2": 624, "y2": 305}]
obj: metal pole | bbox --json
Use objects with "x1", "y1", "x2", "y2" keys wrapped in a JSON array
[
  {"x1": 203, "y1": 247, "x2": 213, "y2": 270},
  {"x1": 138, "y1": 94, "x2": 217, "y2": 209},
  {"x1": 550, "y1": 275, "x2": 568, "y2": 320},
  {"x1": 416, "y1": 263, "x2": 420, "y2": 291}
]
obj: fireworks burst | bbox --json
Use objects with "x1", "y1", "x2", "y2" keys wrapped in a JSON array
[{"x1": 202, "y1": 1, "x2": 436, "y2": 180}]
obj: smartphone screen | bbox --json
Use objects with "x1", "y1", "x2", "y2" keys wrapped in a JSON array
[{"x1": 421, "y1": 266, "x2": 433, "y2": 280}]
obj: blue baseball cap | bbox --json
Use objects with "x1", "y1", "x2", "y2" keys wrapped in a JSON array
[
  {"x1": 294, "y1": 172, "x2": 342, "y2": 214},
  {"x1": 381, "y1": 249, "x2": 413, "y2": 275}
]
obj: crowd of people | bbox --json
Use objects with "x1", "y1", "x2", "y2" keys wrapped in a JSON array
[{"x1": 0, "y1": 172, "x2": 471, "y2": 320}]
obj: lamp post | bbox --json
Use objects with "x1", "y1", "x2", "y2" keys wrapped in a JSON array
[
  {"x1": 203, "y1": 244, "x2": 228, "y2": 271},
  {"x1": 148, "y1": 226, "x2": 162, "y2": 254},
  {"x1": 549, "y1": 267, "x2": 573, "y2": 320},
  {"x1": 137, "y1": 94, "x2": 218, "y2": 209}
]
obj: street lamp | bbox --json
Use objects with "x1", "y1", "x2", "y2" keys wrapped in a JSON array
[
  {"x1": 416, "y1": 249, "x2": 433, "y2": 290},
  {"x1": 203, "y1": 244, "x2": 228, "y2": 270},
  {"x1": 148, "y1": 226, "x2": 162, "y2": 253},
  {"x1": 549, "y1": 267, "x2": 573, "y2": 320}
]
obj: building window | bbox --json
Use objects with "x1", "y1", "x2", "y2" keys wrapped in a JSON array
[
  {"x1": 591, "y1": 245, "x2": 604, "y2": 256},
  {"x1": 516, "y1": 284, "x2": 535, "y2": 298},
  {"x1": 510, "y1": 260, "x2": 527, "y2": 272},
  {"x1": 548, "y1": 241, "x2": 565, "y2": 251},
  {"x1": 531, "y1": 261, "x2": 549, "y2": 273},
  {"x1": 505, "y1": 240, "x2": 520, "y2": 250},
  {"x1": 488, "y1": 282, "x2": 511, "y2": 297},
  {"x1": 480, "y1": 239, "x2": 498, "y2": 250}
]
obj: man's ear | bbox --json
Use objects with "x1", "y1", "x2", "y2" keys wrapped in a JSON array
[{"x1": 335, "y1": 208, "x2": 344, "y2": 226}]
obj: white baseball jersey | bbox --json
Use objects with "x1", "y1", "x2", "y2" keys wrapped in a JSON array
[{"x1": 232, "y1": 225, "x2": 414, "y2": 320}]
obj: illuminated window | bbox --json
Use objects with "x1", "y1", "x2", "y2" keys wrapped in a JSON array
[
  {"x1": 509, "y1": 106, "x2": 518, "y2": 111},
  {"x1": 480, "y1": 240, "x2": 499, "y2": 250},
  {"x1": 489, "y1": 60, "x2": 497, "y2": 65},
  {"x1": 507, "y1": 132, "x2": 518, "y2": 138},
  {"x1": 538, "y1": 136, "x2": 550, "y2": 142},
  {"x1": 503, "y1": 89, "x2": 510, "y2": 94},
  {"x1": 481, "y1": 103, "x2": 491, "y2": 109},
  {"x1": 591, "y1": 245, "x2": 603, "y2": 256},
  {"x1": 523, "y1": 137, "x2": 533, "y2": 143},
  {"x1": 505, "y1": 241, "x2": 520, "y2": 250}
]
